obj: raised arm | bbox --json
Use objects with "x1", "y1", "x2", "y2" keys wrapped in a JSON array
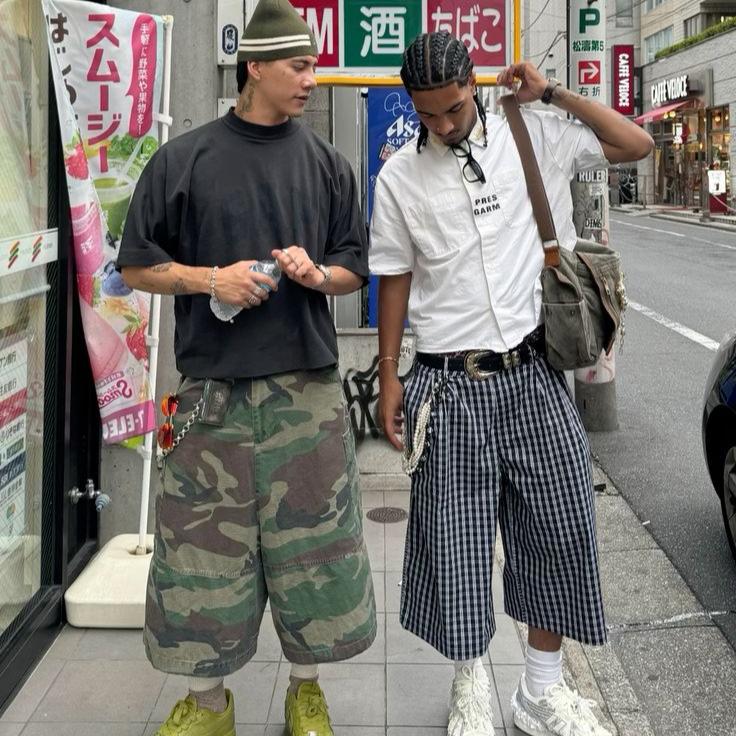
[{"x1": 497, "y1": 62, "x2": 654, "y2": 164}]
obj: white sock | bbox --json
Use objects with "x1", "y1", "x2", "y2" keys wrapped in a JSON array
[
  {"x1": 187, "y1": 676, "x2": 226, "y2": 713},
  {"x1": 288, "y1": 663, "x2": 319, "y2": 695},
  {"x1": 188, "y1": 675, "x2": 225, "y2": 692},
  {"x1": 524, "y1": 645, "x2": 562, "y2": 697},
  {"x1": 453, "y1": 657, "x2": 483, "y2": 676},
  {"x1": 290, "y1": 663, "x2": 319, "y2": 681}
]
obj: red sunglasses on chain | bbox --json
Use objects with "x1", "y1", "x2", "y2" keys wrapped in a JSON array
[{"x1": 157, "y1": 393, "x2": 179, "y2": 450}]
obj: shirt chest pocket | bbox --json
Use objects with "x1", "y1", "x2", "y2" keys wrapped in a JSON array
[
  {"x1": 491, "y1": 169, "x2": 528, "y2": 228},
  {"x1": 406, "y1": 189, "x2": 474, "y2": 260}
]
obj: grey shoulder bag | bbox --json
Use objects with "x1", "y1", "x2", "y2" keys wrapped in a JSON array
[{"x1": 499, "y1": 94, "x2": 627, "y2": 371}]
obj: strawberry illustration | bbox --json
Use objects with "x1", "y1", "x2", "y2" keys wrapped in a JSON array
[
  {"x1": 125, "y1": 323, "x2": 148, "y2": 362},
  {"x1": 64, "y1": 142, "x2": 88, "y2": 180},
  {"x1": 78, "y1": 274, "x2": 95, "y2": 305}
]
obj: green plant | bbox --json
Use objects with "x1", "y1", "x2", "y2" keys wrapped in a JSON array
[{"x1": 655, "y1": 16, "x2": 736, "y2": 59}]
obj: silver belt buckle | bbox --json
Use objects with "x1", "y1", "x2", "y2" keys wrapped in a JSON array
[{"x1": 464, "y1": 350, "x2": 497, "y2": 381}]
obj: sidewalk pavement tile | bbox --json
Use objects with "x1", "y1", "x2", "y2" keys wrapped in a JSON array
[
  {"x1": 363, "y1": 518, "x2": 385, "y2": 572},
  {"x1": 598, "y1": 549, "x2": 702, "y2": 625},
  {"x1": 387, "y1": 663, "x2": 455, "y2": 727},
  {"x1": 23, "y1": 725, "x2": 146, "y2": 736},
  {"x1": 615, "y1": 626, "x2": 736, "y2": 736},
  {"x1": 385, "y1": 615, "x2": 448, "y2": 665},
  {"x1": 0, "y1": 725, "x2": 23, "y2": 736},
  {"x1": 43, "y1": 627, "x2": 84, "y2": 660},
  {"x1": 373, "y1": 570, "x2": 386, "y2": 613},
  {"x1": 491, "y1": 663, "x2": 525, "y2": 731},
  {"x1": 387, "y1": 663, "x2": 504, "y2": 729},
  {"x1": 385, "y1": 571, "x2": 402, "y2": 613},
  {"x1": 268, "y1": 662, "x2": 385, "y2": 727},
  {"x1": 595, "y1": 495, "x2": 659, "y2": 553},
  {"x1": 31, "y1": 659, "x2": 165, "y2": 722},
  {"x1": 488, "y1": 613, "x2": 525, "y2": 665},
  {"x1": 384, "y1": 519, "x2": 409, "y2": 572},
  {"x1": 362, "y1": 490, "x2": 385, "y2": 509},
  {"x1": 0, "y1": 658, "x2": 64, "y2": 723},
  {"x1": 71, "y1": 628, "x2": 147, "y2": 660},
  {"x1": 387, "y1": 730, "x2": 506, "y2": 735}
]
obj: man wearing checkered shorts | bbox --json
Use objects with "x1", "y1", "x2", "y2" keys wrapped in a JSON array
[{"x1": 370, "y1": 32, "x2": 653, "y2": 736}]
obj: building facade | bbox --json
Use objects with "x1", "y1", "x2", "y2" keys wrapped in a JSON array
[{"x1": 637, "y1": 27, "x2": 736, "y2": 207}]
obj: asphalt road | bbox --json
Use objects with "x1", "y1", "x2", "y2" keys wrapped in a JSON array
[{"x1": 589, "y1": 212, "x2": 736, "y2": 650}]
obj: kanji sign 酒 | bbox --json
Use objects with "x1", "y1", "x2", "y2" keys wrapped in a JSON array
[{"x1": 288, "y1": 0, "x2": 516, "y2": 77}]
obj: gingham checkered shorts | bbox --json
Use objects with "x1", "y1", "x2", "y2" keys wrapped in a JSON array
[{"x1": 400, "y1": 354, "x2": 607, "y2": 661}]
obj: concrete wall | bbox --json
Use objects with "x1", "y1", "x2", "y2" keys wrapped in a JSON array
[{"x1": 640, "y1": 0, "x2": 702, "y2": 49}]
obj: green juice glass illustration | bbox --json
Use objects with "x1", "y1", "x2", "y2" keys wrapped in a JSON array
[{"x1": 94, "y1": 175, "x2": 133, "y2": 241}]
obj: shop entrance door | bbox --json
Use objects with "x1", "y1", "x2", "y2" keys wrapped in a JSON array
[{"x1": 0, "y1": 1, "x2": 100, "y2": 713}]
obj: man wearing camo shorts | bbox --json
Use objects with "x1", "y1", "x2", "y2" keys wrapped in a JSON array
[{"x1": 117, "y1": 2, "x2": 375, "y2": 735}]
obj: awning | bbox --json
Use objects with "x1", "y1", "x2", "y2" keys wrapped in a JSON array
[{"x1": 633, "y1": 100, "x2": 692, "y2": 125}]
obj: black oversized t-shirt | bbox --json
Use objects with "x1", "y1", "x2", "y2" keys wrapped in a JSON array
[{"x1": 117, "y1": 111, "x2": 368, "y2": 379}]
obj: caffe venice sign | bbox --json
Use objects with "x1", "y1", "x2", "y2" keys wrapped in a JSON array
[{"x1": 651, "y1": 75, "x2": 689, "y2": 107}]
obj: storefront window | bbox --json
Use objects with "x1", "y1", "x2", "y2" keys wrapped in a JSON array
[
  {"x1": 708, "y1": 107, "x2": 730, "y2": 167},
  {"x1": 0, "y1": 0, "x2": 50, "y2": 641}
]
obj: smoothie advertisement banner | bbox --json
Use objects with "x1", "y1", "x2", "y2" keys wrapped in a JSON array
[{"x1": 43, "y1": 0, "x2": 165, "y2": 444}]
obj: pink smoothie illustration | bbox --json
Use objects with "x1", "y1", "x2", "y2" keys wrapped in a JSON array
[
  {"x1": 79, "y1": 299, "x2": 128, "y2": 379},
  {"x1": 70, "y1": 201, "x2": 104, "y2": 275}
]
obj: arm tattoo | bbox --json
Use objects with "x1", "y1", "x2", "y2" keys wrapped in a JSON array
[
  {"x1": 555, "y1": 88, "x2": 606, "y2": 138},
  {"x1": 149, "y1": 262, "x2": 173, "y2": 272},
  {"x1": 171, "y1": 279, "x2": 187, "y2": 295}
]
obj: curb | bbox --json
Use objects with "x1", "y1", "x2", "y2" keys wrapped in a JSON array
[{"x1": 649, "y1": 213, "x2": 736, "y2": 233}]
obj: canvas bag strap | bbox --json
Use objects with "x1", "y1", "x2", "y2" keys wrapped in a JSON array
[{"x1": 499, "y1": 94, "x2": 561, "y2": 268}]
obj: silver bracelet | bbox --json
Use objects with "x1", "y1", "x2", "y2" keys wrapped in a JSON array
[{"x1": 209, "y1": 265, "x2": 218, "y2": 299}]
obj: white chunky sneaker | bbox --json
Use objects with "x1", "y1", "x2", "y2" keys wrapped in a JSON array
[
  {"x1": 511, "y1": 675, "x2": 612, "y2": 736},
  {"x1": 447, "y1": 663, "x2": 494, "y2": 736}
]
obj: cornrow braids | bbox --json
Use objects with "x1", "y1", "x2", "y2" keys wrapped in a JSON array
[{"x1": 400, "y1": 31, "x2": 477, "y2": 152}]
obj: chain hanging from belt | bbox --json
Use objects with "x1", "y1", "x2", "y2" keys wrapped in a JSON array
[
  {"x1": 156, "y1": 397, "x2": 203, "y2": 469},
  {"x1": 402, "y1": 371, "x2": 448, "y2": 476}
]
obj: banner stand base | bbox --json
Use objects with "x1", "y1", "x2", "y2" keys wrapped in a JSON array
[{"x1": 64, "y1": 533, "x2": 153, "y2": 629}]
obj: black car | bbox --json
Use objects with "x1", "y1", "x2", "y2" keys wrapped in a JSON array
[{"x1": 703, "y1": 331, "x2": 736, "y2": 561}]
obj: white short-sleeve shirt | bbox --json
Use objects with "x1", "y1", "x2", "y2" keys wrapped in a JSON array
[{"x1": 369, "y1": 109, "x2": 609, "y2": 353}]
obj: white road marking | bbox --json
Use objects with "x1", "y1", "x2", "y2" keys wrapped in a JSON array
[
  {"x1": 607, "y1": 610, "x2": 731, "y2": 631},
  {"x1": 611, "y1": 217, "x2": 736, "y2": 251},
  {"x1": 628, "y1": 301, "x2": 720, "y2": 352}
]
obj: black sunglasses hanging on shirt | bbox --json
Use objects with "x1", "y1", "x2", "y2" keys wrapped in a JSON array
[{"x1": 450, "y1": 141, "x2": 486, "y2": 184}]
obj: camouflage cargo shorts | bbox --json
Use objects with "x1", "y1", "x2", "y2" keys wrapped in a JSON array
[{"x1": 145, "y1": 367, "x2": 376, "y2": 677}]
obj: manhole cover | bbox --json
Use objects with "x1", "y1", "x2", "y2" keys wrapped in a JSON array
[{"x1": 366, "y1": 506, "x2": 408, "y2": 524}]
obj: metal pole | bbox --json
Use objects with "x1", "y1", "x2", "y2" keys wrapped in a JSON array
[
  {"x1": 568, "y1": 0, "x2": 618, "y2": 431},
  {"x1": 136, "y1": 15, "x2": 174, "y2": 555}
]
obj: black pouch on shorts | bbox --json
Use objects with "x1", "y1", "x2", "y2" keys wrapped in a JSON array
[{"x1": 199, "y1": 378, "x2": 234, "y2": 426}]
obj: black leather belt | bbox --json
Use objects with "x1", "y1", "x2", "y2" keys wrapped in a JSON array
[{"x1": 416, "y1": 326, "x2": 546, "y2": 381}]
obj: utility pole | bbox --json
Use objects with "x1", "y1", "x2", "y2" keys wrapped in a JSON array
[{"x1": 567, "y1": 0, "x2": 618, "y2": 431}]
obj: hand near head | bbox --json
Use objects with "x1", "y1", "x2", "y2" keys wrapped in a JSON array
[{"x1": 496, "y1": 62, "x2": 548, "y2": 105}]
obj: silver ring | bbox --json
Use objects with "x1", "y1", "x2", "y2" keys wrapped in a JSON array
[{"x1": 247, "y1": 295, "x2": 258, "y2": 306}]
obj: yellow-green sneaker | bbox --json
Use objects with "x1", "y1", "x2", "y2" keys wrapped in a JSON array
[
  {"x1": 284, "y1": 681, "x2": 334, "y2": 736},
  {"x1": 154, "y1": 690, "x2": 235, "y2": 736}
]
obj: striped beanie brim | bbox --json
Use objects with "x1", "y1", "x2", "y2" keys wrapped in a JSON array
[{"x1": 238, "y1": 0, "x2": 317, "y2": 62}]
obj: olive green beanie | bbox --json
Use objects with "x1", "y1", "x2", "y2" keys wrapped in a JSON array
[{"x1": 237, "y1": 0, "x2": 318, "y2": 62}]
